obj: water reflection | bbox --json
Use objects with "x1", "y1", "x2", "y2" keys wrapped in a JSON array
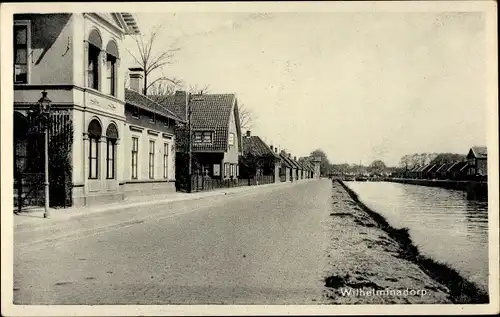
[{"x1": 345, "y1": 181, "x2": 489, "y2": 292}]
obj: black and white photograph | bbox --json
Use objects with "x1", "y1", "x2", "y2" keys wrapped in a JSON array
[{"x1": 1, "y1": 1, "x2": 498, "y2": 316}]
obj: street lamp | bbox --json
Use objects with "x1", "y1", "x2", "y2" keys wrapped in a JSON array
[{"x1": 28, "y1": 91, "x2": 51, "y2": 218}]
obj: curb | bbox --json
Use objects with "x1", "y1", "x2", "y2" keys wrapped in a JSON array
[{"x1": 15, "y1": 180, "x2": 308, "y2": 232}]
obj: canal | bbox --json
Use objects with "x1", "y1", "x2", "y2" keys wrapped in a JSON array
[{"x1": 345, "y1": 181, "x2": 489, "y2": 292}]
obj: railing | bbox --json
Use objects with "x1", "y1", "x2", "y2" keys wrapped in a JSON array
[{"x1": 188, "y1": 174, "x2": 275, "y2": 192}]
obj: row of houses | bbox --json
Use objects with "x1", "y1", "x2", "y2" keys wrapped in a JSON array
[
  {"x1": 12, "y1": 12, "x2": 320, "y2": 209},
  {"x1": 403, "y1": 146, "x2": 488, "y2": 181}
]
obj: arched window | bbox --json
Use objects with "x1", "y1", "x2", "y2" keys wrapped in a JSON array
[
  {"x1": 105, "y1": 123, "x2": 118, "y2": 179},
  {"x1": 105, "y1": 40, "x2": 119, "y2": 96},
  {"x1": 88, "y1": 119, "x2": 102, "y2": 179},
  {"x1": 87, "y1": 30, "x2": 102, "y2": 90}
]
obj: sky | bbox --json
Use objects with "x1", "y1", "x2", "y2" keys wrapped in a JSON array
[{"x1": 121, "y1": 11, "x2": 487, "y2": 166}]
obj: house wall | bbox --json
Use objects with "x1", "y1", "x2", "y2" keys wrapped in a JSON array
[
  {"x1": 274, "y1": 162, "x2": 280, "y2": 182},
  {"x1": 121, "y1": 105, "x2": 176, "y2": 198},
  {"x1": 477, "y1": 158, "x2": 487, "y2": 176},
  {"x1": 13, "y1": 13, "x2": 140, "y2": 207},
  {"x1": 222, "y1": 108, "x2": 240, "y2": 179},
  {"x1": 14, "y1": 14, "x2": 74, "y2": 85}
]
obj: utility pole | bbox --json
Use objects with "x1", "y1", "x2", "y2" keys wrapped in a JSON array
[{"x1": 187, "y1": 93, "x2": 193, "y2": 193}]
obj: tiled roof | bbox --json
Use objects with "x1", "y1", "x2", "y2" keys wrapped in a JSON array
[
  {"x1": 427, "y1": 164, "x2": 440, "y2": 173},
  {"x1": 448, "y1": 161, "x2": 468, "y2": 172},
  {"x1": 279, "y1": 153, "x2": 293, "y2": 168},
  {"x1": 155, "y1": 93, "x2": 239, "y2": 153},
  {"x1": 292, "y1": 158, "x2": 304, "y2": 170},
  {"x1": 125, "y1": 89, "x2": 184, "y2": 122},
  {"x1": 471, "y1": 146, "x2": 487, "y2": 158},
  {"x1": 242, "y1": 136, "x2": 280, "y2": 160}
]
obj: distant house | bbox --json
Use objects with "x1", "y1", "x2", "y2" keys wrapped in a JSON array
[
  {"x1": 290, "y1": 156, "x2": 303, "y2": 181},
  {"x1": 279, "y1": 151, "x2": 292, "y2": 182},
  {"x1": 435, "y1": 162, "x2": 456, "y2": 180},
  {"x1": 157, "y1": 91, "x2": 243, "y2": 187},
  {"x1": 280, "y1": 151, "x2": 297, "y2": 182},
  {"x1": 467, "y1": 146, "x2": 487, "y2": 179},
  {"x1": 426, "y1": 164, "x2": 440, "y2": 179},
  {"x1": 240, "y1": 132, "x2": 281, "y2": 183},
  {"x1": 123, "y1": 69, "x2": 185, "y2": 199},
  {"x1": 446, "y1": 161, "x2": 468, "y2": 181}
]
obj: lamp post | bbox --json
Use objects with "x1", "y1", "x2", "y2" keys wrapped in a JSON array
[
  {"x1": 29, "y1": 91, "x2": 51, "y2": 218},
  {"x1": 187, "y1": 93, "x2": 193, "y2": 193}
]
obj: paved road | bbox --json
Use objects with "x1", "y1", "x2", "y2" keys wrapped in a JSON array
[{"x1": 14, "y1": 180, "x2": 334, "y2": 305}]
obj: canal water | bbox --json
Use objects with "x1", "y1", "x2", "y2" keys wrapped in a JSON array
[{"x1": 345, "y1": 181, "x2": 489, "y2": 292}]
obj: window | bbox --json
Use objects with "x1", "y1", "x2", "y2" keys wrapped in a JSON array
[
  {"x1": 202, "y1": 132, "x2": 212, "y2": 143},
  {"x1": 163, "y1": 143, "x2": 169, "y2": 179},
  {"x1": 236, "y1": 164, "x2": 239, "y2": 177},
  {"x1": 89, "y1": 137, "x2": 99, "y2": 179},
  {"x1": 14, "y1": 21, "x2": 30, "y2": 84},
  {"x1": 150, "y1": 113, "x2": 155, "y2": 123},
  {"x1": 131, "y1": 137, "x2": 138, "y2": 179},
  {"x1": 230, "y1": 164, "x2": 234, "y2": 177},
  {"x1": 164, "y1": 118, "x2": 170, "y2": 128},
  {"x1": 105, "y1": 40, "x2": 119, "y2": 96},
  {"x1": 194, "y1": 131, "x2": 213, "y2": 143},
  {"x1": 105, "y1": 54, "x2": 117, "y2": 96},
  {"x1": 149, "y1": 140, "x2": 155, "y2": 179},
  {"x1": 105, "y1": 124, "x2": 118, "y2": 179},
  {"x1": 194, "y1": 132, "x2": 203, "y2": 143},
  {"x1": 228, "y1": 133, "x2": 235, "y2": 146},
  {"x1": 88, "y1": 119, "x2": 102, "y2": 179},
  {"x1": 131, "y1": 106, "x2": 139, "y2": 118},
  {"x1": 106, "y1": 139, "x2": 116, "y2": 179},
  {"x1": 224, "y1": 163, "x2": 229, "y2": 178},
  {"x1": 87, "y1": 30, "x2": 102, "y2": 90},
  {"x1": 87, "y1": 44, "x2": 100, "y2": 89}
]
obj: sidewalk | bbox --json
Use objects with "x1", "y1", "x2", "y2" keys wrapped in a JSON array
[{"x1": 14, "y1": 179, "x2": 307, "y2": 230}]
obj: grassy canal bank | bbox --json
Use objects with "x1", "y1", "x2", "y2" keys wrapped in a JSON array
[{"x1": 323, "y1": 180, "x2": 489, "y2": 304}]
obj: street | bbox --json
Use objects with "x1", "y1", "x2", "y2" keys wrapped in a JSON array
[{"x1": 14, "y1": 180, "x2": 333, "y2": 305}]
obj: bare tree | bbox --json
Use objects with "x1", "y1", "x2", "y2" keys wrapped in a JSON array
[
  {"x1": 187, "y1": 84, "x2": 211, "y2": 95},
  {"x1": 125, "y1": 24, "x2": 182, "y2": 95},
  {"x1": 238, "y1": 103, "x2": 253, "y2": 131}
]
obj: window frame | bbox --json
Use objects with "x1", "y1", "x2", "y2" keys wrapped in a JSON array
[
  {"x1": 105, "y1": 53, "x2": 117, "y2": 96},
  {"x1": 13, "y1": 20, "x2": 31, "y2": 84},
  {"x1": 131, "y1": 137, "x2": 139, "y2": 179},
  {"x1": 87, "y1": 43, "x2": 100, "y2": 90},
  {"x1": 88, "y1": 136, "x2": 99, "y2": 179},
  {"x1": 228, "y1": 132, "x2": 235, "y2": 146},
  {"x1": 106, "y1": 138, "x2": 116, "y2": 179},
  {"x1": 149, "y1": 140, "x2": 155, "y2": 179}
]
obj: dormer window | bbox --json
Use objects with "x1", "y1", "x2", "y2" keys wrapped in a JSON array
[{"x1": 194, "y1": 131, "x2": 213, "y2": 144}]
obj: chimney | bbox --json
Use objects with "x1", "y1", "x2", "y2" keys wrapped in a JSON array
[
  {"x1": 128, "y1": 67, "x2": 144, "y2": 93},
  {"x1": 288, "y1": 153, "x2": 291, "y2": 158},
  {"x1": 274, "y1": 147, "x2": 278, "y2": 153},
  {"x1": 174, "y1": 91, "x2": 189, "y2": 119},
  {"x1": 294, "y1": 156, "x2": 297, "y2": 161},
  {"x1": 270, "y1": 145, "x2": 273, "y2": 151},
  {"x1": 246, "y1": 131, "x2": 251, "y2": 137}
]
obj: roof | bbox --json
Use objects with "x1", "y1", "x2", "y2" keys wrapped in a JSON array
[
  {"x1": 119, "y1": 13, "x2": 141, "y2": 34},
  {"x1": 242, "y1": 136, "x2": 280, "y2": 160},
  {"x1": 125, "y1": 89, "x2": 184, "y2": 122},
  {"x1": 469, "y1": 146, "x2": 487, "y2": 159},
  {"x1": 155, "y1": 92, "x2": 240, "y2": 153},
  {"x1": 448, "y1": 161, "x2": 468, "y2": 172},
  {"x1": 436, "y1": 163, "x2": 453, "y2": 173},
  {"x1": 427, "y1": 164, "x2": 440, "y2": 173},
  {"x1": 279, "y1": 153, "x2": 293, "y2": 168}
]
